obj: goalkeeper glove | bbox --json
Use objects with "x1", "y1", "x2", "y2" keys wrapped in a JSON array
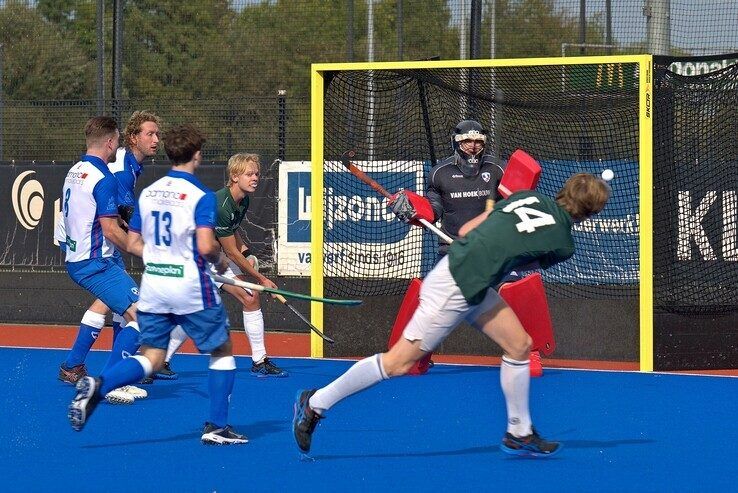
[{"x1": 389, "y1": 190, "x2": 434, "y2": 226}]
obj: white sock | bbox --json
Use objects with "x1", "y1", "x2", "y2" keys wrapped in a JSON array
[
  {"x1": 165, "y1": 325, "x2": 188, "y2": 362},
  {"x1": 309, "y1": 354, "x2": 388, "y2": 414},
  {"x1": 243, "y1": 309, "x2": 266, "y2": 364},
  {"x1": 81, "y1": 310, "x2": 106, "y2": 329},
  {"x1": 500, "y1": 355, "x2": 532, "y2": 437},
  {"x1": 132, "y1": 355, "x2": 153, "y2": 376}
]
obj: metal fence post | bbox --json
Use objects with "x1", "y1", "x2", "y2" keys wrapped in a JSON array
[
  {"x1": 112, "y1": 0, "x2": 124, "y2": 125},
  {"x1": 348, "y1": 0, "x2": 354, "y2": 62},
  {"x1": 397, "y1": 0, "x2": 403, "y2": 61},
  {"x1": 469, "y1": 0, "x2": 482, "y2": 120},
  {"x1": 278, "y1": 89, "x2": 286, "y2": 161},
  {"x1": 579, "y1": 0, "x2": 586, "y2": 55},
  {"x1": 0, "y1": 43, "x2": 4, "y2": 161},
  {"x1": 97, "y1": 0, "x2": 105, "y2": 115}
]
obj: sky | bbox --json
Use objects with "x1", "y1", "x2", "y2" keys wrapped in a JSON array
[{"x1": 3, "y1": 0, "x2": 737, "y2": 55}]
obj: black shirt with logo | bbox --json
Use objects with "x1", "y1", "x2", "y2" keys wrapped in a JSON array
[{"x1": 426, "y1": 153, "x2": 504, "y2": 253}]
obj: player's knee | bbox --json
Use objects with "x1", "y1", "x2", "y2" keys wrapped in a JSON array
[
  {"x1": 241, "y1": 295, "x2": 259, "y2": 310},
  {"x1": 235, "y1": 289, "x2": 259, "y2": 309},
  {"x1": 211, "y1": 339, "x2": 233, "y2": 357},
  {"x1": 508, "y1": 334, "x2": 532, "y2": 360},
  {"x1": 123, "y1": 304, "x2": 137, "y2": 323}
]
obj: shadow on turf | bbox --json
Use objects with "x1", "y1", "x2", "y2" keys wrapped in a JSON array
[
  {"x1": 139, "y1": 381, "x2": 209, "y2": 400},
  {"x1": 80, "y1": 419, "x2": 286, "y2": 448},
  {"x1": 309, "y1": 437, "x2": 654, "y2": 460}
]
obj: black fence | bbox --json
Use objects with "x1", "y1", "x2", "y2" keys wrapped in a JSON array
[
  {"x1": 0, "y1": 162, "x2": 277, "y2": 271},
  {"x1": 2, "y1": 1, "x2": 738, "y2": 161}
]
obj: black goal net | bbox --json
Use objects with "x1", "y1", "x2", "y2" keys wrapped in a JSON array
[
  {"x1": 653, "y1": 54, "x2": 738, "y2": 315},
  {"x1": 320, "y1": 60, "x2": 642, "y2": 301}
]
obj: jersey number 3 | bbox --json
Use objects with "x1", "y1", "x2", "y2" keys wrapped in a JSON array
[
  {"x1": 502, "y1": 196, "x2": 555, "y2": 233},
  {"x1": 151, "y1": 210, "x2": 172, "y2": 246}
]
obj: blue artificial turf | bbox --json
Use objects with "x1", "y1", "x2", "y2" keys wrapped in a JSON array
[{"x1": 0, "y1": 347, "x2": 735, "y2": 492}]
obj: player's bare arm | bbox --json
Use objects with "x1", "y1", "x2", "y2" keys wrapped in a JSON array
[
  {"x1": 126, "y1": 230, "x2": 144, "y2": 258},
  {"x1": 219, "y1": 233, "x2": 276, "y2": 289},
  {"x1": 197, "y1": 227, "x2": 228, "y2": 274},
  {"x1": 458, "y1": 209, "x2": 492, "y2": 237},
  {"x1": 99, "y1": 216, "x2": 130, "y2": 253}
]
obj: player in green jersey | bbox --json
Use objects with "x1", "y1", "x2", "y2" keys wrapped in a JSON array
[
  {"x1": 293, "y1": 173, "x2": 610, "y2": 456},
  {"x1": 162, "y1": 153, "x2": 287, "y2": 377}
]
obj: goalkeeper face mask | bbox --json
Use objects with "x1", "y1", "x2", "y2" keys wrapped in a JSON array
[{"x1": 452, "y1": 120, "x2": 487, "y2": 177}]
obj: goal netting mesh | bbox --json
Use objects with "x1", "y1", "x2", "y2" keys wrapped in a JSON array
[
  {"x1": 653, "y1": 55, "x2": 738, "y2": 315},
  {"x1": 321, "y1": 61, "x2": 641, "y2": 300}
]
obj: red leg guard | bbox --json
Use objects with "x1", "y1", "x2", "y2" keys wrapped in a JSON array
[
  {"x1": 387, "y1": 278, "x2": 432, "y2": 375},
  {"x1": 498, "y1": 273, "x2": 556, "y2": 356}
]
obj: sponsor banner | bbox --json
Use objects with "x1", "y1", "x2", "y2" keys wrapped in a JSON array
[
  {"x1": 537, "y1": 159, "x2": 640, "y2": 285},
  {"x1": 1, "y1": 165, "x2": 68, "y2": 267},
  {"x1": 1, "y1": 162, "x2": 276, "y2": 270},
  {"x1": 668, "y1": 59, "x2": 737, "y2": 76},
  {"x1": 277, "y1": 161, "x2": 429, "y2": 277},
  {"x1": 278, "y1": 159, "x2": 641, "y2": 284}
]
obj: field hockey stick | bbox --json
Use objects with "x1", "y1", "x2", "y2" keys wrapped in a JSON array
[
  {"x1": 273, "y1": 293, "x2": 335, "y2": 344},
  {"x1": 340, "y1": 150, "x2": 454, "y2": 244},
  {"x1": 212, "y1": 274, "x2": 362, "y2": 306}
]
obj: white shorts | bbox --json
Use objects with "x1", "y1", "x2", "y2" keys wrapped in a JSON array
[
  {"x1": 211, "y1": 259, "x2": 246, "y2": 291},
  {"x1": 402, "y1": 255, "x2": 502, "y2": 352},
  {"x1": 211, "y1": 255, "x2": 260, "y2": 292}
]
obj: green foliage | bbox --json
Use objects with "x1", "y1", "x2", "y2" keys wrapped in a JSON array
[
  {"x1": 0, "y1": 3, "x2": 94, "y2": 99},
  {"x1": 488, "y1": 0, "x2": 605, "y2": 59},
  {"x1": 123, "y1": 0, "x2": 233, "y2": 99},
  {"x1": 372, "y1": 0, "x2": 458, "y2": 61}
]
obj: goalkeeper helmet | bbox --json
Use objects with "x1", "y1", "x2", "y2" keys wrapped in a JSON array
[{"x1": 451, "y1": 120, "x2": 487, "y2": 177}]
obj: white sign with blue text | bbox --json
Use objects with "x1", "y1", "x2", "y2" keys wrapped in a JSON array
[{"x1": 277, "y1": 160, "x2": 426, "y2": 277}]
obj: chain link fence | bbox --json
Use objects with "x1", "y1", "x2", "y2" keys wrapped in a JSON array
[{"x1": 1, "y1": 0, "x2": 737, "y2": 161}]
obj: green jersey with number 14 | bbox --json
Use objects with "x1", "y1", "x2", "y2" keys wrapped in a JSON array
[{"x1": 448, "y1": 190, "x2": 575, "y2": 305}]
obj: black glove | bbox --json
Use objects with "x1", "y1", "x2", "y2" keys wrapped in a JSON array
[
  {"x1": 389, "y1": 191, "x2": 416, "y2": 223},
  {"x1": 118, "y1": 205, "x2": 135, "y2": 224}
]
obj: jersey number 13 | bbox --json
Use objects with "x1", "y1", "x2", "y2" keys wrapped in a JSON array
[{"x1": 151, "y1": 210, "x2": 172, "y2": 246}]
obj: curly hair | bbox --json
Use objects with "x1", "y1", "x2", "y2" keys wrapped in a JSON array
[{"x1": 124, "y1": 110, "x2": 162, "y2": 146}]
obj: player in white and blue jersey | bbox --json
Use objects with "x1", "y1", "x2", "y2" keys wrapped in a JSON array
[
  {"x1": 69, "y1": 124, "x2": 247, "y2": 445},
  {"x1": 58, "y1": 111, "x2": 162, "y2": 402},
  {"x1": 60, "y1": 116, "x2": 144, "y2": 401}
]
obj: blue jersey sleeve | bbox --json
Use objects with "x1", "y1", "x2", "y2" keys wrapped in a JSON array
[
  {"x1": 92, "y1": 176, "x2": 120, "y2": 217},
  {"x1": 114, "y1": 168, "x2": 136, "y2": 208},
  {"x1": 195, "y1": 192, "x2": 217, "y2": 228},
  {"x1": 128, "y1": 199, "x2": 142, "y2": 233}
]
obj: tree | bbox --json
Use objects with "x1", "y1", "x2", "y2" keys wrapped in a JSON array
[
  {"x1": 122, "y1": 0, "x2": 234, "y2": 99},
  {"x1": 0, "y1": 3, "x2": 95, "y2": 99}
]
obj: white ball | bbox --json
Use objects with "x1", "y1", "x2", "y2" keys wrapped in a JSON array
[{"x1": 601, "y1": 169, "x2": 614, "y2": 182}]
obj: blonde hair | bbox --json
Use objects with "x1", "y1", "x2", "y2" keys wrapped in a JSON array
[
  {"x1": 225, "y1": 153, "x2": 260, "y2": 187},
  {"x1": 556, "y1": 173, "x2": 610, "y2": 221},
  {"x1": 124, "y1": 110, "x2": 162, "y2": 146}
]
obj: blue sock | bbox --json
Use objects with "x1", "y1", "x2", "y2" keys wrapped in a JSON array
[
  {"x1": 99, "y1": 357, "x2": 147, "y2": 395},
  {"x1": 112, "y1": 321, "x2": 122, "y2": 342},
  {"x1": 209, "y1": 368, "x2": 236, "y2": 428},
  {"x1": 102, "y1": 322, "x2": 141, "y2": 373},
  {"x1": 64, "y1": 311, "x2": 105, "y2": 368}
]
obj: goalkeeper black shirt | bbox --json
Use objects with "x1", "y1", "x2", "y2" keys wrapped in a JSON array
[
  {"x1": 448, "y1": 190, "x2": 574, "y2": 305},
  {"x1": 427, "y1": 153, "x2": 504, "y2": 254}
]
